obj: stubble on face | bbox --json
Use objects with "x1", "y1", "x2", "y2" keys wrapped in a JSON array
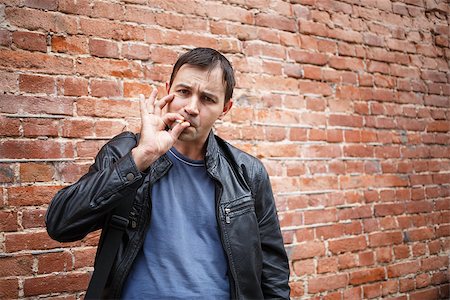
[{"x1": 167, "y1": 64, "x2": 228, "y2": 145}]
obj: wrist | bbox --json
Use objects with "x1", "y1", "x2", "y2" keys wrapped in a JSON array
[{"x1": 131, "y1": 146, "x2": 158, "y2": 172}]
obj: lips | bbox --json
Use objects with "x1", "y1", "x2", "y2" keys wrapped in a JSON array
[
  {"x1": 179, "y1": 115, "x2": 198, "y2": 128},
  {"x1": 186, "y1": 121, "x2": 197, "y2": 128}
]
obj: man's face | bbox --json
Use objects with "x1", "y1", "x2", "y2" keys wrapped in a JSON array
[{"x1": 167, "y1": 64, "x2": 232, "y2": 144}]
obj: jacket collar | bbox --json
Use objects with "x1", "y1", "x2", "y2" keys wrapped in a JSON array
[
  {"x1": 204, "y1": 130, "x2": 220, "y2": 174},
  {"x1": 149, "y1": 154, "x2": 171, "y2": 184},
  {"x1": 150, "y1": 131, "x2": 220, "y2": 181}
]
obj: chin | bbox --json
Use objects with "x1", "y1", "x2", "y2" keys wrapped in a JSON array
[
  {"x1": 178, "y1": 129, "x2": 198, "y2": 142},
  {"x1": 177, "y1": 127, "x2": 207, "y2": 144}
]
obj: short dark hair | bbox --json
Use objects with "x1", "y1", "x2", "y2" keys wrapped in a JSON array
[{"x1": 169, "y1": 48, "x2": 235, "y2": 103}]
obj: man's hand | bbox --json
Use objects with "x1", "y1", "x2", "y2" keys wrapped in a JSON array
[{"x1": 131, "y1": 88, "x2": 190, "y2": 171}]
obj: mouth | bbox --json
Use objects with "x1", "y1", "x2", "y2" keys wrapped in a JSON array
[
  {"x1": 180, "y1": 116, "x2": 198, "y2": 128},
  {"x1": 186, "y1": 122, "x2": 197, "y2": 128},
  {"x1": 171, "y1": 118, "x2": 197, "y2": 130}
]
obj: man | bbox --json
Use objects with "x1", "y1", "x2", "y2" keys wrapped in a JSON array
[{"x1": 46, "y1": 47, "x2": 290, "y2": 299}]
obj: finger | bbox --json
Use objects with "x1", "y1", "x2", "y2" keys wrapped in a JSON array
[
  {"x1": 169, "y1": 121, "x2": 190, "y2": 139},
  {"x1": 156, "y1": 94, "x2": 175, "y2": 109},
  {"x1": 148, "y1": 88, "x2": 158, "y2": 114},
  {"x1": 154, "y1": 94, "x2": 175, "y2": 116},
  {"x1": 161, "y1": 113, "x2": 185, "y2": 127},
  {"x1": 139, "y1": 94, "x2": 147, "y2": 119}
]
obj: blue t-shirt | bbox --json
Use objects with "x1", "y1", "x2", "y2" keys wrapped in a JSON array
[{"x1": 121, "y1": 147, "x2": 230, "y2": 299}]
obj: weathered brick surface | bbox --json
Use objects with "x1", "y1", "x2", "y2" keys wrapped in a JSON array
[{"x1": 0, "y1": 0, "x2": 448, "y2": 298}]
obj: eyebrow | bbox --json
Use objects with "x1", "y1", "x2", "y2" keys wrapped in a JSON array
[
  {"x1": 202, "y1": 91, "x2": 219, "y2": 101},
  {"x1": 174, "y1": 83, "x2": 219, "y2": 101},
  {"x1": 174, "y1": 82, "x2": 191, "y2": 89}
]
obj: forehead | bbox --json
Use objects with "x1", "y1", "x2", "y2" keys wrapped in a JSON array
[{"x1": 172, "y1": 64, "x2": 226, "y2": 92}]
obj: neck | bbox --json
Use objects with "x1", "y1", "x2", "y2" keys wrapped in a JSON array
[{"x1": 173, "y1": 139, "x2": 207, "y2": 161}]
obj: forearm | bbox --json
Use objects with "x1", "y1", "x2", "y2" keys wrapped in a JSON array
[
  {"x1": 260, "y1": 213, "x2": 290, "y2": 299},
  {"x1": 46, "y1": 151, "x2": 143, "y2": 242},
  {"x1": 253, "y1": 162, "x2": 290, "y2": 298}
]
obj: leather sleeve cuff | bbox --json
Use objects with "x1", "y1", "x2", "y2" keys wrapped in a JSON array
[{"x1": 115, "y1": 151, "x2": 143, "y2": 185}]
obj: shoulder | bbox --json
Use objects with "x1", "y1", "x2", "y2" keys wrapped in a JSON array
[
  {"x1": 99, "y1": 131, "x2": 139, "y2": 158},
  {"x1": 214, "y1": 135, "x2": 267, "y2": 180},
  {"x1": 108, "y1": 131, "x2": 138, "y2": 146}
]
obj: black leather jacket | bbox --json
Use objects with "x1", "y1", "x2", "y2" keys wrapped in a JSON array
[{"x1": 46, "y1": 131, "x2": 290, "y2": 299}]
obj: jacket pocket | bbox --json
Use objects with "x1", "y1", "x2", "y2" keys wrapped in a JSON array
[
  {"x1": 222, "y1": 196, "x2": 255, "y2": 224},
  {"x1": 220, "y1": 196, "x2": 263, "y2": 297}
]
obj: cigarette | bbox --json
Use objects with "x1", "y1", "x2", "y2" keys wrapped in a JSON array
[{"x1": 170, "y1": 119, "x2": 185, "y2": 129}]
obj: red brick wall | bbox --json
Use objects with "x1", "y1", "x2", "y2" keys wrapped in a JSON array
[{"x1": 0, "y1": 0, "x2": 449, "y2": 299}]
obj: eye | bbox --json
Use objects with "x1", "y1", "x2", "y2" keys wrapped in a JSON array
[
  {"x1": 203, "y1": 95, "x2": 216, "y2": 103},
  {"x1": 177, "y1": 89, "x2": 189, "y2": 95}
]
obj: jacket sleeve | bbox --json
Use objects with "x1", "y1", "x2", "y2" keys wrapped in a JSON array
[
  {"x1": 46, "y1": 132, "x2": 144, "y2": 242},
  {"x1": 252, "y1": 161, "x2": 290, "y2": 299}
]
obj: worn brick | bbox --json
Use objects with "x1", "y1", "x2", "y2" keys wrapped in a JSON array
[
  {"x1": 19, "y1": 74, "x2": 55, "y2": 94},
  {"x1": 1, "y1": 2, "x2": 449, "y2": 300},
  {"x1": 12, "y1": 31, "x2": 47, "y2": 52}
]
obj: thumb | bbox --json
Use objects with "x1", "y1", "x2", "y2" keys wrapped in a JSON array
[{"x1": 169, "y1": 121, "x2": 190, "y2": 140}]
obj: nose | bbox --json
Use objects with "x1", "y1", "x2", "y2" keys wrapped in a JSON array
[{"x1": 184, "y1": 95, "x2": 200, "y2": 116}]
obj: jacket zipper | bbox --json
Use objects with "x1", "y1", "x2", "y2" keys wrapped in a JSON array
[
  {"x1": 212, "y1": 177, "x2": 239, "y2": 299},
  {"x1": 112, "y1": 181, "x2": 152, "y2": 297},
  {"x1": 114, "y1": 162, "x2": 170, "y2": 297},
  {"x1": 223, "y1": 200, "x2": 254, "y2": 224},
  {"x1": 224, "y1": 208, "x2": 231, "y2": 223}
]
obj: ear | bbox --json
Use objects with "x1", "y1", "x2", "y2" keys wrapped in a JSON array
[
  {"x1": 220, "y1": 99, "x2": 233, "y2": 118},
  {"x1": 165, "y1": 81, "x2": 170, "y2": 94}
]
